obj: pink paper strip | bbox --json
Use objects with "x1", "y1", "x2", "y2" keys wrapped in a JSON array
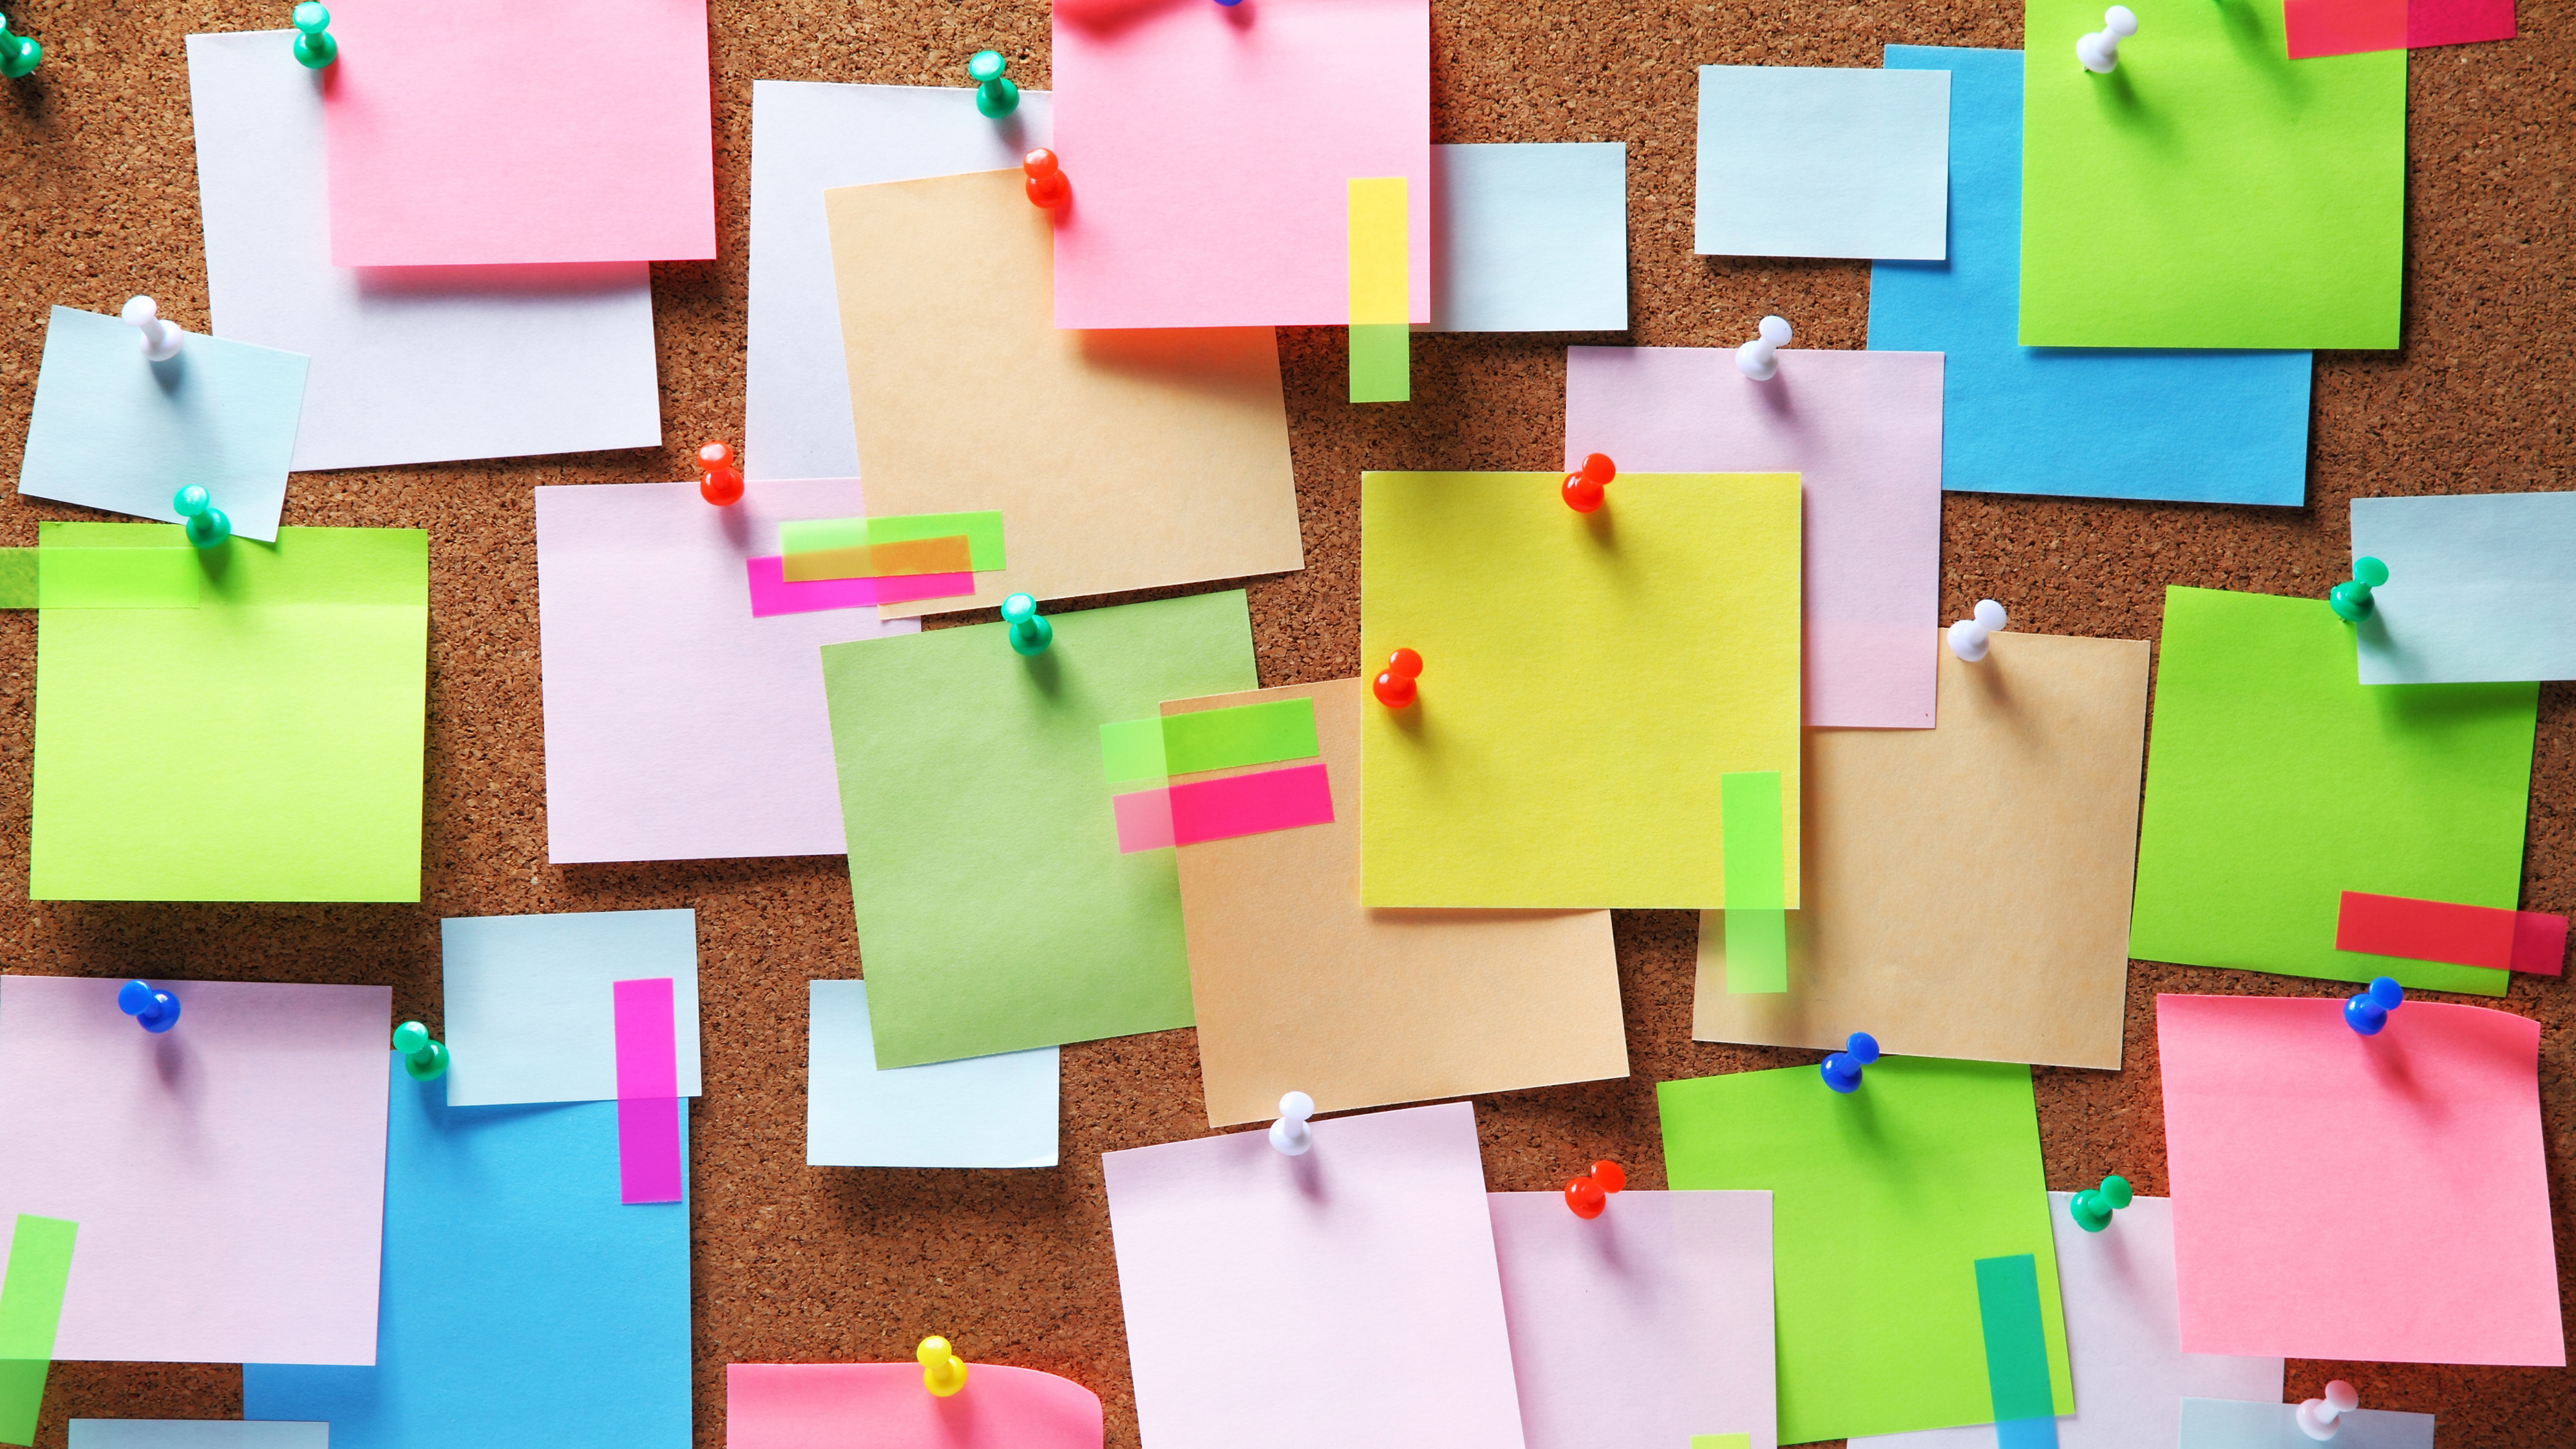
[
  {"x1": 2284, "y1": 0, "x2": 2511, "y2": 56},
  {"x1": 1113, "y1": 788, "x2": 1177, "y2": 853},
  {"x1": 612, "y1": 978, "x2": 683, "y2": 1204},
  {"x1": 744, "y1": 556, "x2": 972, "y2": 618},
  {"x1": 1114, "y1": 763, "x2": 1336, "y2": 853},
  {"x1": 2514, "y1": 910, "x2": 2570, "y2": 976}
]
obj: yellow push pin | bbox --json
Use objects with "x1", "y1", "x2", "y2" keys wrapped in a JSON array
[{"x1": 917, "y1": 1335, "x2": 967, "y2": 1397}]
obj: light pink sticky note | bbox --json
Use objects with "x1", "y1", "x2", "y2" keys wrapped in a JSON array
[
  {"x1": 2157, "y1": 994, "x2": 2564, "y2": 1365},
  {"x1": 321, "y1": 0, "x2": 717, "y2": 265},
  {"x1": 613, "y1": 978, "x2": 684, "y2": 1204},
  {"x1": 1050, "y1": 0, "x2": 1430, "y2": 328},
  {"x1": 1564, "y1": 346, "x2": 1945, "y2": 728},
  {"x1": 726, "y1": 1361, "x2": 1105, "y2": 1449},
  {"x1": 744, "y1": 556, "x2": 974, "y2": 617},
  {"x1": 1113, "y1": 762, "x2": 1337, "y2": 853}
]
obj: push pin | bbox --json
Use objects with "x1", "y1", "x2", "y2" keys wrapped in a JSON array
[
  {"x1": 1564, "y1": 1159, "x2": 1626, "y2": 1219},
  {"x1": 1023, "y1": 148, "x2": 1070, "y2": 209},
  {"x1": 1561, "y1": 453, "x2": 1615, "y2": 513},
  {"x1": 2068, "y1": 1173, "x2": 2132, "y2": 1232},
  {"x1": 968, "y1": 50, "x2": 1019, "y2": 118},
  {"x1": 1372, "y1": 647, "x2": 1423, "y2": 708},
  {"x1": 1269, "y1": 1090, "x2": 1314, "y2": 1155},
  {"x1": 1948, "y1": 600, "x2": 2007, "y2": 661},
  {"x1": 392, "y1": 1021, "x2": 449, "y2": 1081},
  {"x1": 118, "y1": 980, "x2": 180, "y2": 1034},
  {"x1": 2344, "y1": 976, "x2": 2401, "y2": 1036},
  {"x1": 2077, "y1": 6, "x2": 2137, "y2": 73},
  {"x1": 291, "y1": 2, "x2": 337, "y2": 67},
  {"x1": 2327, "y1": 556, "x2": 2388, "y2": 622},
  {"x1": 2296, "y1": 1381, "x2": 2361, "y2": 1441},
  {"x1": 1001, "y1": 593, "x2": 1052, "y2": 656},
  {"x1": 174, "y1": 486, "x2": 231, "y2": 549},
  {"x1": 1820, "y1": 1031, "x2": 1879, "y2": 1093},
  {"x1": 916, "y1": 1336, "x2": 968, "y2": 1397},
  {"x1": 122, "y1": 296, "x2": 184, "y2": 362},
  {"x1": 1736, "y1": 316, "x2": 1791, "y2": 381},
  {"x1": 697, "y1": 440, "x2": 743, "y2": 506},
  {"x1": 0, "y1": 13, "x2": 39, "y2": 78}
]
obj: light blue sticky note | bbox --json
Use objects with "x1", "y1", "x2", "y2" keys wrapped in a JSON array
[
  {"x1": 243, "y1": 1056, "x2": 691, "y2": 1449},
  {"x1": 2352, "y1": 491, "x2": 2576, "y2": 685},
  {"x1": 18, "y1": 305, "x2": 307, "y2": 542},
  {"x1": 2179, "y1": 1397, "x2": 2432, "y2": 1449},
  {"x1": 440, "y1": 910, "x2": 703, "y2": 1108},
  {"x1": 1867, "y1": 47, "x2": 2311, "y2": 506},
  {"x1": 1429, "y1": 143, "x2": 1627, "y2": 332},
  {"x1": 1696, "y1": 66, "x2": 1948, "y2": 260},
  {"x1": 807, "y1": 980, "x2": 1059, "y2": 1168},
  {"x1": 70, "y1": 1423, "x2": 327, "y2": 1449}
]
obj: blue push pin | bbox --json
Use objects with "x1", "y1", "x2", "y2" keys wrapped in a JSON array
[
  {"x1": 1002, "y1": 592, "x2": 1052, "y2": 656},
  {"x1": 118, "y1": 979, "x2": 180, "y2": 1033},
  {"x1": 2328, "y1": 556, "x2": 2389, "y2": 623},
  {"x1": 1820, "y1": 1031, "x2": 1879, "y2": 1093},
  {"x1": 291, "y1": 2, "x2": 337, "y2": 68},
  {"x1": 967, "y1": 50, "x2": 1019, "y2": 118},
  {"x1": 174, "y1": 486, "x2": 231, "y2": 549},
  {"x1": 2344, "y1": 975, "x2": 2403, "y2": 1035}
]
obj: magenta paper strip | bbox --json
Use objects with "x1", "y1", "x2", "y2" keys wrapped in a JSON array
[
  {"x1": 744, "y1": 556, "x2": 972, "y2": 617},
  {"x1": 1113, "y1": 789, "x2": 1177, "y2": 853},
  {"x1": 1115, "y1": 764, "x2": 1336, "y2": 853},
  {"x1": 612, "y1": 978, "x2": 683, "y2": 1204}
]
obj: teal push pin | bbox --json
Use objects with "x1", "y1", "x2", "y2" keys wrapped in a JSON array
[
  {"x1": 0, "y1": 13, "x2": 39, "y2": 78},
  {"x1": 173, "y1": 486, "x2": 231, "y2": 549},
  {"x1": 1001, "y1": 592, "x2": 1052, "y2": 656},
  {"x1": 2327, "y1": 556, "x2": 2388, "y2": 622},
  {"x1": 392, "y1": 1020, "x2": 448, "y2": 1081},
  {"x1": 292, "y1": 2, "x2": 337, "y2": 68},
  {"x1": 969, "y1": 50, "x2": 1019, "y2": 118},
  {"x1": 2069, "y1": 1173, "x2": 2132, "y2": 1233}
]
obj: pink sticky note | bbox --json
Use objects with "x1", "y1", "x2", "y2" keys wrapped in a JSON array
[
  {"x1": 1114, "y1": 762, "x2": 1338, "y2": 853},
  {"x1": 1565, "y1": 346, "x2": 1945, "y2": 728},
  {"x1": 1050, "y1": 0, "x2": 1430, "y2": 328},
  {"x1": 726, "y1": 1361, "x2": 1105, "y2": 1449},
  {"x1": 613, "y1": 978, "x2": 684, "y2": 1204},
  {"x1": 2157, "y1": 994, "x2": 2564, "y2": 1365},
  {"x1": 745, "y1": 556, "x2": 974, "y2": 617},
  {"x1": 1101, "y1": 1101, "x2": 1526, "y2": 1449},
  {"x1": 321, "y1": 0, "x2": 717, "y2": 265}
]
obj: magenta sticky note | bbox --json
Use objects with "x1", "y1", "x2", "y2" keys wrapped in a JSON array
[
  {"x1": 321, "y1": 0, "x2": 717, "y2": 265},
  {"x1": 2158, "y1": 994, "x2": 2564, "y2": 1365},
  {"x1": 1050, "y1": 0, "x2": 1430, "y2": 328},
  {"x1": 1115, "y1": 763, "x2": 1338, "y2": 853},
  {"x1": 744, "y1": 556, "x2": 974, "y2": 617},
  {"x1": 1564, "y1": 346, "x2": 1945, "y2": 728},
  {"x1": 726, "y1": 1361, "x2": 1105, "y2": 1449},
  {"x1": 613, "y1": 978, "x2": 684, "y2": 1204}
]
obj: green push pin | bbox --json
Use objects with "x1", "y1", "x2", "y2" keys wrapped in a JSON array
[
  {"x1": 2069, "y1": 1173, "x2": 2132, "y2": 1233},
  {"x1": 1001, "y1": 592, "x2": 1052, "y2": 656},
  {"x1": 173, "y1": 486, "x2": 231, "y2": 549},
  {"x1": 2327, "y1": 555, "x2": 2389, "y2": 622},
  {"x1": 968, "y1": 50, "x2": 1019, "y2": 118},
  {"x1": 292, "y1": 2, "x2": 337, "y2": 68},
  {"x1": 0, "y1": 14, "x2": 41, "y2": 79},
  {"x1": 392, "y1": 1020, "x2": 449, "y2": 1081}
]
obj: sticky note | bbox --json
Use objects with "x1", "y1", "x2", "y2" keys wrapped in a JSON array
[
  {"x1": 0, "y1": 976, "x2": 388, "y2": 1364},
  {"x1": 826, "y1": 170, "x2": 1303, "y2": 619},
  {"x1": 2129, "y1": 587, "x2": 2534, "y2": 997},
  {"x1": 1564, "y1": 346, "x2": 1942, "y2": 728},
  {"x1": 1050, "y1": 0, "x2": 1429, "y2": 327},
  {"x1": 533, "y1": 479, "x2": 918, "y2": 865},
  {"x1": 1101, "y1": 697, "x2": 1319, "y2": 786},
  {"x1": 1113, "y1": 764, "x2": 1336, "y2": 853},
  {"x1": 1658, "y1": 1057, "x2": 2073, "y2": 1443},
  {"x1": 2158, "y1": 995, "x2": 2562, "y2": 1365},
  {"x1": 822, "y1": 591, "x2": 1257, "y2": 1067},
  {"x1": 1349, "y1": 176, "x2": 1411, "y2": 404},
  {"x1": 745, "y1": 557, "x2": 973, "y2": 617},
  {"x1": 32, "y1": 525, "x2": 428, "y2": 903},
  {"x1": 440, "y1": 909, "x2": 703, "y2": 1108},
  {"x1": 1694, "y1": 66, "x2": 1949, "y2": 259},
  {"x1": 1431, "y1": 143, "x2": 1627, "y2": 332},
  {"x1": 0, "y1": 1215, "x2": 75, "y2": 1447},
  {"x1": 806, "y1": 981, "x2": 1058, "y2": 1169},
  {"x1": 612, "y1": 978, "x2": 685, "y2": 1206},
  {"x1": 2018, "y1": 0, "x2": 2405, "y2": 347},
  {"x1": 1866, "y1": 46, "x2": 2311, "y2": 507},
  {"x1": 243, "y1": 1057, "x2": 691, "y2": 1448},
  {"x1": 1719, "y1": 772, "x2": 1788, "y2": 994},
  {"x1": 2178, "y1": 1397, "x2": 2434, "y2": 1449},
  {"x1": 319, "y1": 0, "x2": 714, "y2": 265},
  {"x1": 2287, "y1": 0, "x2": 2512, "y2": 56},
  {"x1": 728, "y1": 1361, "x2": 1103, "y2": 1449},
  {"x1": 1102, "y1": 1102, "x2": 1524, "y2": 1449},
  {"x1": 69, "y1": 1425, "x2": 327, "y2": 1449},
  {"x1": 1490, "y1": 1191, "x2": 1777, "y2": 1449},
  {"x1": 782, "y1": 512, "x2": 1007, "y2": 574},
  {"x1": 1974, "y1": 1255, "x2": 2058, "y2": 1447},
  {"x1": 2333, "y1": 891, "x2": 2567, "y2": 974},
  {"x1": 1697, "y1": 631, "x2": 2150, "y2": 1069},
  {"x1": 17, "y1": 306, "x2": 306, "y2": 543},
  {"x1": 2351, "y1": 490, "x2": 2576, "y2": 683}
]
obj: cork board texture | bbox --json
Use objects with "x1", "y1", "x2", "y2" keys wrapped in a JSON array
[{"x1": 0, "y1": 1, "x2": 2570, "y2": 1445}]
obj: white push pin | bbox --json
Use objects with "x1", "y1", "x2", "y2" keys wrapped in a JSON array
[
  {"x1": 120, "y1": 296, "x2": 182, "y2": 361},
  {"x1": 1948, "y1": 600, "x2": 2007, "y2": 661},
  {"x1": 2295, "y1": 1381, "x2": 2361, "y2": 1441},
  {"x1": 1268, "y1": 1090, "x2": 1314, "y2": 1156},
  {"x1": 1736, "y1": 315, "x2": 1791, "y2": 381},
  {"x1": 2077, "y1": 6, "x2": 2137, "y2": 74}
]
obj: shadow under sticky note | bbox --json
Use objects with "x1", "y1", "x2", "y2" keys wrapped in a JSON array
[
  {"x1": 805, "y1": 981, "x2": 1057, "y2": 1169},
  {"x1": 728, "y1": 1361, "x2": 1103, "y2": 1449}
]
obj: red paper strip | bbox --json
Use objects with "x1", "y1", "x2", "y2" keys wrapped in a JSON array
[
  {"x1": 2335, "y1": 891, "x2": 2566, "y2": 976},
  {"x1": 2285, "y1": 0, "x2": 2512, "y2": 58}
]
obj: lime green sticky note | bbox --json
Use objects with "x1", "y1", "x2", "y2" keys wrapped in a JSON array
[
  {"x1": 2018, "y1": 1, "x2": 2404, "y2": 348},
  {"x1": 824, "y1": 591, "x2": 1257, "y2": 1068},
  {"x1": 1658, "y1": 1057, "x2": 2072, "y2": 1443},
  {"x1": 1102, "y1": 697, "x2": 1318, "y2": 787},
  {"x1": 30, "y1": 523, "x2": 430, "y2": 902},
  {"x1": 1350, "y1": 323, "x2": 1410, "y2": 404},
  {"x1": 1689, "y1": 1437, "x2": 1751, "y2": 1449},
  {"x1": 2130, "y1": 587, "x2": 2532, "y2": 997},
  {"x1": 780, "y1": 512, "x2": 1007, "y2": 573},
  {"x1": 0, "y1": 1214, "x2": 77, "y2": 1447},
  {"x1": 1719, "y1": 770, "x2": 1787, "y2": 994},
  {"x1": 1100, "y1": 717, "x2": 1170, "y2": 786}
]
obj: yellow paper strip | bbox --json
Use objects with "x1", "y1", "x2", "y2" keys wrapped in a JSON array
[{"x1": 1347, "y1": 178, "x2": 1408, "y2": 325}]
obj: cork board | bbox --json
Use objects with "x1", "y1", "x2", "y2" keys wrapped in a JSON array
[{"x1": 0, "y1": 3, "x2": 2568, "y2": 1446}]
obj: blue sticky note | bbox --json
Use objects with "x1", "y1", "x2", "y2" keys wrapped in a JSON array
[
  {"x1": 1696, "y1": 66, "x2": 1949, "y2": 260},
  {"x1": 1430, "y1": 144, "x2": 1627, "y2": 332},
  {"x1": 1866, "y1": 48, "x2": 2312, "y2": 506},
  {"x1": 2179, "y1": 1397, "x2": 2432, "y2": 1449},
  {"x1": 2352, "y1": 491, "x2": 2576, "y2": 685},
  {"x1": 18, "y1": 305, "x2": 307, "y2": 542},
  {"x1": 806, "y1": 980, "x2": 1058, "y2": 1168},
  {"x1": 244, "y1": 1055, "x2": 691, "y2": 1449},
  {"x1": 71, "y1": 1426, "x2": 325, "y2": 1449},
  {"x1": 440, "y1": 909, "x2": 703, "y2": 1108}
]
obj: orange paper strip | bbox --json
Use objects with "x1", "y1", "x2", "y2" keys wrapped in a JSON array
[{"x1": 781, "y1": 534, "x2": 974, "y2": 583}]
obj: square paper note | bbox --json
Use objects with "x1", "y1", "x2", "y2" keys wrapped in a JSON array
[
  {"x1": 2351, "y1": 491, "x2": 2576, "y2": 684},
  {"x1": 440, "y1": 909, "x2": 703, "y2": 1107},
  {"x1": 1431, "y1": 144, "x2": 1627, "y2": 332},
  {"x1": 807, "y1": 981, "x2": 1059, "y2": 1168},
  {"x1": 728, "y1": 1362, "x2": 1104, "y2": 1449},
  {"x1": 1694, "y1": 66, "x2": 1949, "y2": 260}
]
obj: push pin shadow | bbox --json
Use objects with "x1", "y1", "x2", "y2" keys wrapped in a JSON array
[
  {"x1": 2296, "y1": 1381, "x2": 2361, "y2": 1441},
  {"x1": 118, "y1": 979, "x2": 180, "y2": 1033},
  {"x1": 1820, "y1": 1031, "x2": 1878, "y2": 1092},
  {"x1": 1564, "y1": 1159, "x2": 1625, "y2": 1219},
  {"x1": 2078, "y1": 6, "x2": 2137, "y2": 73},
  {"x1": 1562, "y1": 453, "x2": 1615, "y2": 513},
  {"x1": 2069, "y1": 1173, "x2": 2131, "y2": 1232},
  {"x1": 1002, "y1": 593, "x2": 1052, "y2": 656},
  {"x1": 1949, "y1": 600, "x2": 2006, "y2": 661},
  {"x1": 1373, "y1": 648, "x2": 1422, "y2": 708},
  {"x1": 917, "y1": 1336, "x2": 968, "y2": 1397},
  {"x1": 393, "y1": 1021, "x2": 448, "y2": 1081},
  {"x1": 2328, "y1": 556, "x2": 2387, "y2": 622},
  {"x1": 968, "y1": 51, "x2": 1018, "y2": 118},
  {"x1": 1736, "y1": 316, "x2": 1790, "y2": 381},
  {"x1": 698, "y1": 440, "x2": 743, "y2": 506},
  {"x1": 291, "y1": 2, "x2": 337, "y2": 68},
  {"x1": 1024, "y1": 149, "x2": 1070, "y2": 209},
  {"x1": 174, "y1": 486, "x2": 231, "y2": 549},
  {"x1": 0, "y1": 13, "x2": 41, "y2": 78},
  {"x1": 122, "y1": 296, "x2": 183, "y2": 362},
  {"x1": 2344, "y1": 976, "x2": 2401, "y2": 1036},
  {"x1": 1269, "y1": 1090, "x2": 1314, "y2": 1155}
]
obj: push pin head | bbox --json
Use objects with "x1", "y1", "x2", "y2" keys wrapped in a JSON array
[
  {"x1": 968, "y1": 50, "x2": 1019, "y2": 118},
  {"x1": 2295, "y1": 1381, "x2": 2360, "y2": 1441},
  {"x1": 2077, "y1": 6, "x2": 2137, "y2": 73},
  {"x1": 1372, "y1": 647, "x2": 1423, "y2": 708},
  {"x1": 1820, "y1": 1031, "x2": 1879, "y2": 1093},
  {"x1": 916, "y1": 1336, "x2": 968, "y2": 1397},
  {"x1": 1563, "y1": 1159, "x2": 1626, "y2": 1219},
  {"x1": 1561, "y1": 453, "x2": 1615, "y2": 513},
  {"x1": 1948, "y1": 600, "x2": 2007, "y2": 661},
  {"x1": 291, "y1": 2, "x2": 337, "y2": 68},
  {"x1": 2344, "y1": 976, "x2": 2402, "y2": 1036},
  {"x1": 1001, "y1": 593, "x2": 1053, "y2": 656},
  {"x1": 2068, "y1": 1173, "x2": 2132, "y2": 1232},
  {"x1": 0, "y1": 14, "x2": 41, "y2": 78},
  {"x1": 118, "y1": 979, "x2": 180, "y2": 1034},
  {"x1": 1736, "y1": 316, "x2": 1791, "y2": 381},
  {"x1": 173, "y1": 486, "x2": 231, "y2": 549},
  {"x1": 697, "y1": 441, "x2": 743, "y2": 506},
  {"x1": 392, "y1": 1021, "x2": 449, "y2": 1081},
  {"x1": 2327, "y1": 556, "x2": 2387, "y2": 623},
  {"x1": 121, "y1": 296, "x2": 184, "y2": 362},
  {"x1": 1023, "y1": 149, "x2": 1070, "y2": 209},
  {"x1": 1268, "y1": 1090, "x2": 1314, "y2": 1155}
]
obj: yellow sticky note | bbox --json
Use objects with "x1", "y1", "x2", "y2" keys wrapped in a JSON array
[
  {"x1": 1347, "y1": 177, "x2": 1408, "y2": 324},
  {"x1": 1359, "y1": 472, "x2": 1803, "y2": 908}
]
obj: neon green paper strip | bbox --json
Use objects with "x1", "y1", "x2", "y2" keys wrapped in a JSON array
[
  {"x1": 781, "y1": 512, "x2": 1007, "y2": 572},
  {"x1": 1721, "y1": 770, "x2": 1787, "y2": 994},
  {"x1": 1689, "y1": 1438, "x2": 1752, "y2": 1449},
  {"x1": 1103, "y1": 698, "x2": 1320, "y2": 786},
  {"x1": 1100, "y1": 718, "x2": 1168, "y2": 786},
  {"x1": 0, "y1": 1214, "x2": 77, "y2": 1447},
  {"x1": 33, "y1": 547, "x2": 200, "y2": 609},
  {"x1": 0, "y1": 551, "x2": 33, "y2": 609},
  {"x1": 1350, "y1": 323, "x2": 1410, "y2": 404},
  {"x1": 1975, "y1": 1253, "x2": 2055, "y2": 1423}
]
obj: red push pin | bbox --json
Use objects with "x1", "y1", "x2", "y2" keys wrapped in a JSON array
[
  {"x1": 1024, "y1": 148, "x2": 1070, "y2": 209},
  {"x1": 1562, "y1": 452, "x2": 1615, "y2": 513},
  {"x1": 698, "y1": 440, "x2": 744, "y2": 506},
  {"x1": 1373, "y1": 647, "x2": 1423, "y2": 708},
  {"x1": 1564, "y1": 1159, "x2": 1625, "y2": 1219}
]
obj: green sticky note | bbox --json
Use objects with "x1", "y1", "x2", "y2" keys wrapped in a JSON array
[
  {"x1": 0, "y1": 1214, "x2": 77, "y2": 1448},
  {"x1": 1350, "y1": 323, "x2": 1410, "y2": 404},
  {"x1": 2130, "y1": 587, "x2": 2532, "y2": 997},
  {"x1": 1099, "y1": 717, "x2": 1169, "y2": 786},
  {"x1": 780, "y1": 512, "x2": 1007, "y2": 572},
  {"x1": 2018, "y1": 1, "x2": 2404, "y2": 348},
  {"x1": 1975, "y1": 1253, "x2": 2056, "y2": 1423},
  {"x1": 33, "y1": 547, "x2": 201, "y2": 608},
  {"x1": 30, "y1": 523, "x2": 430, "y2": 902},
  {"x1": 1101, "y1": 697, "x2": 1320, "y2": 787},
  {"x1": 824, "y1": 591, "x2": 1257, "y2": 1067},
  {"x1": 1719, "y1": 770, "x2": 1787, "y2": 994},
  {"x1": 1689, "y1": 1437, "x2": 1752, "y2": 1449},
  {"x1": 0, "y1": 550, "x2": 34, "y2": 609},
  {"x1": 1658, "y1": 1057, "x2": 2073, "y2": 1443}
]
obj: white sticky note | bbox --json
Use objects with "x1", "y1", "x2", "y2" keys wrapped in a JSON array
[
  {"x1": 2351, "y1": 491, "x2": 2576, "y2": 684},
  {"x1": 71, "y1": 1425, "x2": 328, "y2": 1449},
  {"x1": 2179, "y1": 1398, "x2": 2432, "y2": 1449},
  {"x1": 806, "y1": 980, "x2": 1058, "y2": 1168},
  {"x1": 1695, "y1": 66, "x2": 1949, "y2": 260},
  {"x1": 1430, "y1": 144, "x2": 1628, "y2": 332},
  {"x1": 440, "y1": 909, "x2": 703, "y2": 1106}
]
